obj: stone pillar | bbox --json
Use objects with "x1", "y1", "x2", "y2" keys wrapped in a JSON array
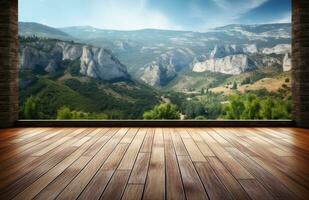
[
  {"x1": 292, "y1": 0, "x2": 309, "y2": 127},
  {"x1": 0, "y1": 0, "x2": 18, "y2": 127}
]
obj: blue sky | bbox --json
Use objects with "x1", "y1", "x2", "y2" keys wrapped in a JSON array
[{"x1": 19, "y1": 0, "x2": 291, "y2": 31}]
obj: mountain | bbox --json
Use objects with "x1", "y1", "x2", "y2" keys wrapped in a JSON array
[
  {"x1": 19, "y1": 22, "x2": 292, "y2": 89},
  {"x1": 193, "y1": 54, "x2": 256, "y2": 75},
  {"x1": 19, "y1": 22, "x2": 73, "y2": 40},
  {"x1": 60, "y1": 23, "x2": 291, "y2": 87},
  {"x1": 19, "y1": 37, "x2": 129, "y2": 81},
  {"x1": 19, "y1": 37, "x2": 160, "y2": 119}
]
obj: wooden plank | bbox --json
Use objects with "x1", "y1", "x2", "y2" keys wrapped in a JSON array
[
  {"x1": 100, "y1": 170, "x2": 130, "y2": 200},
  {"x1": 55, "y1": 128, "x2": 128, "y2": 200},
  {"x1": 226, "y1": 147, "x2": 299, "y2": 200},
  {"x1": 140, "y1": 128, "x2": 154, "y2": 153},
  {"x1": 207, "y1": 157, "x2": 251, "y2": 200},
  {"x1": 182, "y1": 138, "x2": 206, "y2": 162},
  {"x1": 164, "y1": 128, "x2": 186, "y2": 200},
  {"x1": 209, "y1": 128, "x2": 232, "y2": 147},
  {"x1": 199, "y1": 129, "x2": 253, "y2": 179},
  {"x1": 143, "y1": 147, "x2": 165, "y2": 200},
  {"x1": 239, "y1": 179, "x2": 276, "y2": 200},
  {"x1": 171, "y1": 129, "x2": 188, "y2": 156},
  {"x1": 120, "y1": 128, "x2": 139, "y2": 144},
  {"x1": 0, "y1": 129, "x2": 96, "y2": 198},
  {"x1": 0, "y1": 127, "x2": 308, "y2": 200},
  {"x1": 195, "y1": 162, "x2": 233, "y2": 200},
  {"x1": 186, "y1": 128, "x2": 215, "y2": 157},
  {"x1": 178, "y1": 156, "x2": 209, "y2": 200},
  {"x1": 251, "y1": 156, "x2": 309, "y2": 200},
  {"x1": 152, "y1": 128, "x2": 164, "y2": 148},
  {"x1": 118, "y1": 128, "x2": 147, "y2": 170},
  {"x1": 78, "y1": 143, "x2": 129, "y2": 200},
  {"x1": 12, "y1": 129, "x2": 107, "y2": 200},
  {"x1": 35, "y1": 130, "x2": 117, "y2": 200},
  {"x1": 128, "y1": 153, "x2": 151, "y2": 184},
  {"x1": 121, "y1": 184, "x2": 144, "y2": 200}
]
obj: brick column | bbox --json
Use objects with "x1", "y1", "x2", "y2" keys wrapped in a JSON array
[
  {"x1": 292, "y1": 0, "x2": 309, "y2": 127},
  {"x1": 0, "y1": 0, "x2": 18, "y2": 127}
]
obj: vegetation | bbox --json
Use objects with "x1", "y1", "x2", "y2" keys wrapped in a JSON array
[
  {"x1": 222, "y1": 94, "x2": 291, "y2": 120},
  {"x1": 18, "y1": 37, "x2": 292, "y2": 121},
  {"x1": 20, "y1": 96, "x2": 42, "y2": 119},
  {"x1": 143, "y1": 103, "x2": 181, "y2": 120},
  {"x1": 57, "y1": 106, "x2": 108, "y2": 119}
]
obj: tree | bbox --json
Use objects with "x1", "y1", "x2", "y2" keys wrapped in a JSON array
[
  {"x1": 57, "y1": 106, "x2": 73, "y2": 119},
  {"x1": 231, "y1": 81, "x2": 238, "y2": 90},
  {"x1": 185, "y1": 101, "x2": 205, "y2": 119},
  {"x1": 223, "y1": 95, "x2": 245, "y2": 119},
  {"x1": 22, "y1": 96, "x2": 40, "y2": 119},
  {"x1": 143, "y1": 103, "x2": 181, "y2": 120},
  {"x1": 260, "y1": 98, "x2": 274, "y2": 119},
  {"x1": 242, "y1": 94, "x2": 261, "y2": 119}
]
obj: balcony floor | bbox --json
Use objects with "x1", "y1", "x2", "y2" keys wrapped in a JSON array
[{"x1": 0, "y1": 127, "x2": 308, "y2": 200}]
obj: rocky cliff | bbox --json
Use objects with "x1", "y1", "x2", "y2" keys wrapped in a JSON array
[
  {"x1": 262, "y1": 44, "x2": 291, "y2": 55},
  {"x1": 193, "y1": 45, "x2": 256, "y2": 75},
  {"x1": 19, "y1": 39, "x2": 129, "y2": 81},
  {"x1": 283, "y1": 53, "x2": 292, "y2": 72},
  {"x1": 193, "y1": 54, "x2": 256, "y2": 75},
  {"x1": 140, "y1": 50, "x2": 193, "y2": 86}
]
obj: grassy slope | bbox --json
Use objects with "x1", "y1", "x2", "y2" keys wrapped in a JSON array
[
  {"x1": 20, "y1": 70, "x2": 160, "y2": 119},
  {"x1": 163, "y1": 71, "x2": 231, "y2": 92},
  {"x1": 210, "y1": 71, "x2": 291, "y2": 95}
]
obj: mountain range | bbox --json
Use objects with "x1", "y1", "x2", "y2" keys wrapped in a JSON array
[
  {"x1": 18, "y1": 22, "x2": 292, "y2": 119},
  {"x1": 19, "y1": 22, "x2": 291, "y2": 88}
]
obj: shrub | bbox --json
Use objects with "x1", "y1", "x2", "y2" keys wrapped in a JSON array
[{"x1": 143, "y1": 103, "x2": 181, "y2": 120}]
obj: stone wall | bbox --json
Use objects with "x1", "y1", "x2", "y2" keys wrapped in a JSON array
[
  {"x1": 0, "y1": 0, "x2": 18, "y2": 127},
  {"x1": 292, "y1": 0, "x2": 309, "y2": 127}
]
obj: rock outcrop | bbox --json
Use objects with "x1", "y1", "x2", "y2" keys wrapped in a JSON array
[
  {"x1": 193, "y1": 45, "x2": 256, "y2": 75},
  {"x1": 243, "y1": 44, "x2": 258, "y2": 54},
  {"x1": 141, "y1": 50, "x2": 193, "y2": 86},
  {"x1": 262, "y1": 44, "x2": 291, "y2": 55},
  {"x1": 19, "y1": 40, "x2": 129, "y2": 81},
  {"x1": 283, "y1": 53, "x2": 292, "y2": 72},
  {"x1": 193, "y1": 54, "x2": 256, "y2": 75},
  {"x1": 210, "y1": 45, "x2": 243, "y2": 58}
]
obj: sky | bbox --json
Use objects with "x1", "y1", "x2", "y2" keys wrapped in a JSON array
[{"x1": 19, "y1": 0, "x2": 291, "y2": 31}]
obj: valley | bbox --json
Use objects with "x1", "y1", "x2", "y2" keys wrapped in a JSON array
[{"x1": 18, "y1": 22, "x2": 292, "y2": 120}]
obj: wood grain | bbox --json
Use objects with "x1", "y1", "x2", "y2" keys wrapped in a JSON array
[{"x1": 0, "y1": 127, "x2": 307, "y2": 200}]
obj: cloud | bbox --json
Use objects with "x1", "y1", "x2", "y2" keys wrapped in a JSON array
[
  {"x1": 89, "y1": 0, "x2": 181, "y2": 30},
  {"x1": 271, "y1": 12, "x2": 291, "y2": 23},
  {"x1": 190, "y1": 0, "x2": 269, "y2": 30},
  {"x1": 213, "y1": 0, "x2": 268, "y2": 14}
]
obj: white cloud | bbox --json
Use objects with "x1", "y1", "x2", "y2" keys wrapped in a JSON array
[
  {"x1": 272, "y1": 12, "x2": 291, "y2": 23},
  {"x1": 191, "y1": 0, "x2": 269, "y2": 30},
  {"x1": 213, "y1": 0, "x2": 268, "y2": 14},
  {"x1": 87, "y1": 0, "x2": 181, "y2": 30}
]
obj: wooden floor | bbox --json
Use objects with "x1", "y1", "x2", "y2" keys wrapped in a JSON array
[{"x1": 0, "y1": 128, "x2": 308, "y2": 200}]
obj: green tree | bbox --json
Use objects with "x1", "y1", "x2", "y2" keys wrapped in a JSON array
[
  {"x1": 185, "y1": 101, "x2": 205, "y2": 119},
  {"x1": 223, "y1": 95, "x2": 245, "y2": 119},
  {"x1": 143, "y1": 103, "x2": 181, "y2": 120},
  {"x1": 242, "y1": 94, "x2": 261, "y2": 119},
  {"x1": 57, "y1": 106, "x2": 73, "y2": 119},
  {"x1": 22, "y1": 96, "x2": 40, "y2": 119},
  {"x1": 231, "y1": 81, "x2": 238, "y2": 90},
  {"x1": 259, "y1": 98, "x2": 273, "y2": 119}
]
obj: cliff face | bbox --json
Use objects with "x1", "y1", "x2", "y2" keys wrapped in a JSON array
[
  {"x1": 193, "y1": 54, "x2": 256, "y2": 75},
  {"x1": 193, "y1": 45, "x2": 256, "y2": 75},
  {"x1": 19, "y1": 40, "x2": 129, "y2": 81},
  {"x1": 283, "y1": 53, "x2": 292, "y2": 72},
  {"x1": 140, "y1": 50, "x2": 193, "y2": 87}
]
